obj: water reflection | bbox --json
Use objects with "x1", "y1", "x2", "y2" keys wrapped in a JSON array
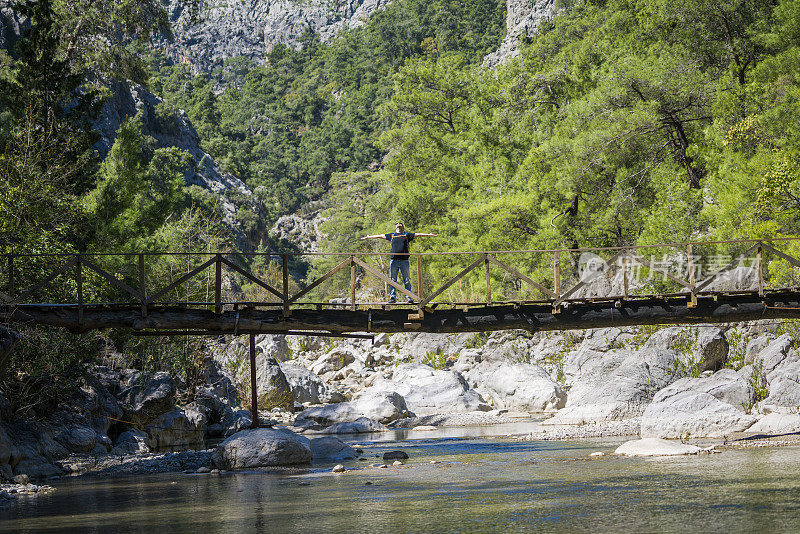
[{"x1": 4, "y1": 437, "x2": 800, "y2": 533}]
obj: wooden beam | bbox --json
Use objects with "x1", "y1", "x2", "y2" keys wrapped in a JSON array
[
  {"x1": 554, "y1": 251, "x2": 624, "y2": 306},
  {"x1": 219, "y1": 256, "x2": 284, "y2": 301},
  {"x1": 81, "y1": 257, "x2": 143, "y2": 300},
  {"x1": 8, "y1": 291, "x2": 800, "y2": 334},
  {"x1": 352, "y1": 257, "x2": 421, "y2": 303},
  {"x1": 215, "y1": 254, "x2": 222, "y2": 314},
  {"x1": 487, "y1": 255, "x2": 557, "y2": 299},
  {"x1": 16, "y1": 256, "x2": 79, "y2": 303},
  {"x1": 760, "y1": 242, "x2": 800, "y2": 268},
  {"x1": 150, "y1": 256, "x2": 216, "y2": 302},
  {"x1": 630, "y1": 254, "x2": 692, "y2": 289},
  {"x1": 288, "y1": 257, "x2": 351, "y2": 304},
  {"x1": 419, "y1": 256, "x2": 485, "y2": 307}
]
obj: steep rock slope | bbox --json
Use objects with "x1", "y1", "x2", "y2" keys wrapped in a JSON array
[
  {"x1": 484, "y1": 0, "x2": 556, "y2": 66},
  {"x1": 95, "y1": 83, "x2": 262, "y2": 250},
  {"x1": 160, "y1": 0, "x2": 392, "y2": 72}
]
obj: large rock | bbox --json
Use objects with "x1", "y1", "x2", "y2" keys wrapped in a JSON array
[
  {"x1": 117, "y1": 372, "x2": 177, "y2": 426},
  {"x1": 640, "y1": 369, "x2": 757, "y2": 438},
  {"x1": 307, "y1": 437, "x2": 359, "y2": 461},
  {"x1": 144, "y1": 408, "x2": 205, "y2": 451},
  {"x1": 752, "y1": 334, "x2": 797, "y2": 373},
  {"x1": 212, "y1": 428, "x2": 312, "y2": 469},
  {"x1": 761, "y1": 361, "x2": 800, "y2": 413},
  {"x1": 321, "y1": 418, "x2": 387, "y2": 434},
  {"x1": 747, "y1": 413, "x2": 800, "y2": 435},
  {"x1": 310, "y1": 348, "x2": 357, "y2": 376},
  {"x1": 641, "y1": 391, "x2": 757, "y2": 438},
  {"x1": 544, "y1": 348, "x2": 682, "y2": 424},
  {"x1": 280, "y1": 362, "x2": 346, "y2": 404},
  {"x1": 256, "y1": 335, "x2": 291, "y2": 363},
  {"x1": 644, "y1": 326, "x2": 729, "y2": 372},
  {"x1": 298, "y1": 391, "x2": 410, "y2": 425},
  {"x1": 615, "y1": 438, "x2": 701, "y2": 457},
  {"x1": 112, "y1": 429, "x2": 150, "y2": 455},
  {"x1": 463, "y1": 361, "x2": 566, "y2": 412},
  {"x1": 369, "y1": 364, "x2": 491, "y2": 415},
  {"x1": 255, "y1": 357, "x2": 294, "y2": 411}
]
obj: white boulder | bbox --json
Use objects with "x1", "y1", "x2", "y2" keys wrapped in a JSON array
[{"x1": 615, "y1": 438, "x2": 701, "y2": 457}]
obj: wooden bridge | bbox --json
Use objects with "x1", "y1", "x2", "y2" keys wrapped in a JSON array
[
  {"x1": 3, "y1": 237, "x2": 800, "y2": 337},
  {"x1": 6, "y1": 237, "x2": 800, "y2": 427}
]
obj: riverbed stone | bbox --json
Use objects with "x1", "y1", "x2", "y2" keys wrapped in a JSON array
[
  {"x1": 760, "y1": 361, "x2": 800, "y2": 413},
  {"x1": 212, "y1": 428, "x2": 312, "y2": 469},
  {"x1": 117, "y1": 372, "x2": 177, "y2": 426},
  {"x1": 463, "y1": 361, "x2": 566, "y2": 412},
  {"x1": 383, "y1": 450, "x2": 409, "y2": 460},
  {"x1": 307, "y1": 437, "x2": 359, "y2": 461},
  {"x1": 753, "y1": 334, "x2": 797, "y2": 373},
  {"x1": 641, "y1": 391, "x2": 757, "y2": 438},
  {"x1": 256, "y1": 357, "x2": 295, "y2": 411},
  {"x1": 615, "y1": 438, "x2": 701, "y2": 456},
  {"x1": 320, "y1": 418, "x2": 387, "y2": 434},
  {"x1": 280, "y1": 362, "x2": 346, "y2": 404},
  {"x1": 644, "y1": 325, "x2": 729, "y2": 372},
  {"x1": 310, "y1": 348, "x2": 356, "y2": 376},
  {"x1": 112, "y1": 429, "x2": 150, "y2": 455},
  {"x1": 298, "y1": 391, "x2": 410, "y2": 425},
  {"x1": 748, "y1": 413, "x2": 800, "y2": 434},
  {"x1": 544, "y1": 347, "x2": 682, "y2": 424},
  {"x1": 144, "y1": 408, "x2": 205, "y2": 451},
  {"x1": 369, "y1": 364, "x2": 491, "y2": 415}
]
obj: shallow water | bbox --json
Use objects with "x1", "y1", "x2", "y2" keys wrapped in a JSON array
[{"x1": 4, "y1": 429, "x2": 800, "y2": 533}]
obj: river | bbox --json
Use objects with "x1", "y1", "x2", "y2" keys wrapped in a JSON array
[{"x1": 3, "y1": 425, "x2": 800, "y2": 533}]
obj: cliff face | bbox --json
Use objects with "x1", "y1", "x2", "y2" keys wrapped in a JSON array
[
  {"x1": 159, "y1": 0, "x2": 391, "y2": 73},
  {"x1": 95, "y1": 83, "x2": 262, "y2": 251},
  {"x1": 484, "y1": 0, "x2": 556, "y2": 67}
]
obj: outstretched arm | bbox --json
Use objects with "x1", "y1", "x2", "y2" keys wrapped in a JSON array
[
  {"x1": 414, "y1": 233, "x2": 438, "y2": 237},
  {"x1": 361, "y1": 234, "x2": 386, "y2": 240}
]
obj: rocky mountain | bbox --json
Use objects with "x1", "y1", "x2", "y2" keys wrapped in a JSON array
[
  {"x1": 484, "y1": 0, "x2": 556, "y2": 67},
  {"x1": 159, "y1": 0, "x2": 392, "y2": 73}
]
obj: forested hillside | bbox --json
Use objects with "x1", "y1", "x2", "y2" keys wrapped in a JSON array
[{"x1": 150, "y1": 0, "x2": 800, "y2": 256}]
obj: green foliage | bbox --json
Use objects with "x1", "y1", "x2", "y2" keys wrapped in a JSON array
[
  {"x1": 1, "y1": 326, "x2": 97, "y2": 415},
  {"x1": 422, "y1": 348, "x2": 448, "y2": 369}
]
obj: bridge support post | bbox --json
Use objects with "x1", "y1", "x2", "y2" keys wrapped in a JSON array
[
  {"x1": 249, "y1": 333, "x2": 259, "y2": 429},
  {"x1": 688, "y1": 244, "x2": 697, "y2": 308}
]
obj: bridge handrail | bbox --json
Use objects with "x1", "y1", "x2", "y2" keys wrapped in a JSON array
[{"x1": 2, "y1": 237, "x2": 800, "y2": 317}]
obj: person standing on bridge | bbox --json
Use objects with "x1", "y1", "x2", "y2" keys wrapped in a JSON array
[{"x1": 361, "y1": 222, "x2": 438, "y2": 303}]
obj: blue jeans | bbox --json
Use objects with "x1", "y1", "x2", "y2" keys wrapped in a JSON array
[{"x1": 389, "y1": 259, "x2": 413, "y2": 301}]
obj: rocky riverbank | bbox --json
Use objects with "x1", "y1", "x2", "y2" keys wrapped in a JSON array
[{"x1": 2, "y1": 318, "x2": 800, "y2": 481}]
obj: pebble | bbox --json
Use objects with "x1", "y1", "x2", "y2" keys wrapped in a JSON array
[
  {"x1": 210, "y1": 469, "x2": 220, "y2": 474},
  {"x1": 590, "y1": 452, "x2": 605, "y2": 457},
  {"x1": 429, "y1": 460, "x2": 439, "y2": 464},
  {"x1": 378, "y1": 464, "x2": 388, "y2": 469},
  {"x1": 332, "y1": 464, "x2": 346, "y2": 473},
  {"x1": 392, "y1": 460, "x2": 403, "y2": 466},
  {"x1": 196, "y1": 467, "x2": 211, "y2": 474}
]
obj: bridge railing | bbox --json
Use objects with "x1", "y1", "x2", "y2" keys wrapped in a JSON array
[{"x1": 2, "y1": 238, "x2": 800, "y2": 318}]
